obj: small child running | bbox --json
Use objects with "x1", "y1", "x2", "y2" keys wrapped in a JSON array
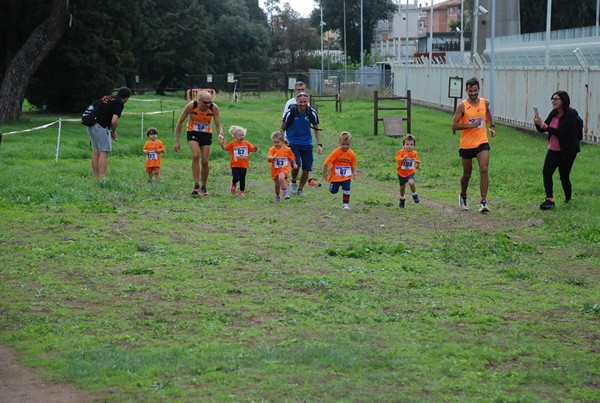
[
  {"x1": 267, "y1": 131, "x2": 297, "y2": 202},
  {"x1": 322, "y1": 131, "x2": 357, "y2": 210},
  {"x1": 396, "y1": 134, "x2": 421, "y2": 208},
  {"x1": 143, "y1": 127, "x2": 166, "y2": 182},
  {"x1": 219, "y1": 125, "x2": 258, "y2": 197}
]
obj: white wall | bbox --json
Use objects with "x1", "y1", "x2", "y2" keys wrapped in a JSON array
[{"x1": 391, "y1": 63, "x2": 599, "y2": 143}]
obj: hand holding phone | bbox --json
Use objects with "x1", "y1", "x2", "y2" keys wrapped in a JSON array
[{"x1": 533, "y1": 106, "x2": 539, "y2": 118}]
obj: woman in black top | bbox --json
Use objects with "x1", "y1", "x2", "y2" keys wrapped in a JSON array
[{"x1": 533, "y1": 90, "x2": 581, "y2": 210}]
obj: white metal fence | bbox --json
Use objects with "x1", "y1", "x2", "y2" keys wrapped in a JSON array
[{"x1": 391, "y1": 63, "x2": 599, "y2": 144}]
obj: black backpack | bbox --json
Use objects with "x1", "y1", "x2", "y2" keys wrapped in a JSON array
[{"x1": 81, "y1": 100, "x2": 101, "y2": 126}]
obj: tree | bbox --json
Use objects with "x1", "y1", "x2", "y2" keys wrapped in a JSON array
[
  {"x1": 520, "y1": 0, "x2": 597, "y2": 33},
  {"x1": 310, "y1": 0, "x2": 397, "y2": 64},
  {"x1": 134, "y1": 0, "x2": 210, "y2": 94},
  {"x1": 26, "y1": 0, "x2": 140, "y2": 112},
  {"x1": 200, "y1": 0, "x2": 271, "y2": 73},
  {"x1": 270, "y1": 4, "x2": 319, "y2": 71},
  {"x1": 0, "y1": 0, "x2": 69, "y2": 122}
]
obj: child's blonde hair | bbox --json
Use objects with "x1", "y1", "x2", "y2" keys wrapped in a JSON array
[
  {"x1": 403, "y1": 134, "x2": 416, "y2": 146},
  {"x1": 339, "y1": 131, "x2": 352, "y2": 143},
  {"x1": 229, "y1": 125, "x2": 247, "y2": 137},
  {"x1": 271, "y1": 130, "x2": 288, "y2": 145},
  {"x1": 146, "y1": 127, "x2": 159, "y2": 137}
]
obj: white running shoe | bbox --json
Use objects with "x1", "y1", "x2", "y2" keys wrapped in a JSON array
[
  {"x1": 458, "y1": 194, "x2": 469, "y2": 210},
  {"x1": 343, "y1": 204, "x2": 350, "y2": 210},
  {"x1": 479, "y1": 200, "x2": 490, "y2": 213},
  {"x1": 290, "y1": 182, "x2": 298, "y2": 195}
]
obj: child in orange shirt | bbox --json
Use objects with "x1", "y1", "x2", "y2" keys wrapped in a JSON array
[
  {"x1": 267, "y1": 131, "x2": 297, "y2": 202},
  {"x1": 395, "y1": 134, "x2": 421, "y2": 208},
  {"x1": 219, "y1": 125, "x2": 258, "y2": 197},
  {"x1": 322, "y1": 131, "x2": 357, "y2": 210},
  {"x1": 143, "y1": 127, "x2": 166, "y2": 182}
]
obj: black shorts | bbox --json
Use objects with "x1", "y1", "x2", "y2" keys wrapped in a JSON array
[
  {"x1": 187, "y1": 131, "x2": 212, "y2": 146},
  {"x1": 459, "y1": 142, "x2": 490, "y2": 160}
]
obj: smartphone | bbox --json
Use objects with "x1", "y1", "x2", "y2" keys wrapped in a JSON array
[{"x1": 533, "y1": 106, "x2": 539, "y2": 117}]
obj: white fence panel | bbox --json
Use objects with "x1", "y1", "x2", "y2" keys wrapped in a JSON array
[{"x1": 392, "y1": 63, "x2": 599, "y2": 143}]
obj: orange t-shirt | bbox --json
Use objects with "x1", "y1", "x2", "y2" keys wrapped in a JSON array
[
  {"x1": 143, "y1": 140, "x2": 166, "y2": 168},
  {"x1": 267, "y1": 145, "x2": 296, "y2": 180},
  {"x1": 460, "y1": 97, "x2": 489, "y2": 149},
  {"x1": 224, "y1": 140, "x2": 256, "y2": 168},
  {"x1": 396, "y1": 149, "x2": 420, "y2": 177},
  {"x1": 324, "y1": 147, "x2": 357, "y2": 182}
]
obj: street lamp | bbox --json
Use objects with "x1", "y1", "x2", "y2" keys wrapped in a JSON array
[
  {"x1": 405, "y1": 0, "x2": 409, "y2": 96},
  {"x1": 460, "y1": 0, "x2": 464, "y2": 62}
]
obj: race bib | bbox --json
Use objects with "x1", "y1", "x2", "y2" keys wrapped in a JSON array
[
  {"x1": 147, "y1": 151, "x2": 158, "y2": 161},
  {"x1": 401, "y1": 158, "x2": 415, "y2": 170},
  {"x1": 468, "y1": 117, "x2": 483, "y2": 128},
  {"x1": 193, "y1": 122, "x2": 210, "y2": 132},
  {"x1": 275, "y1": 157, "x2": 288, "y2": 168},
  {"x1": 234, "y1": 146, "x2": 249, "y2": 158},
  {"x1": 335, "y1": 165, "x2": 352, "y2": 177}
]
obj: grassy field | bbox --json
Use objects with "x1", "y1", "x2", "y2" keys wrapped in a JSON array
[{"x1": 0, "y1": 92, "x2": 598, "y2": 401}]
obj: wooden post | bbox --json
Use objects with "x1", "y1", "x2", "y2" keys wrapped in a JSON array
[
  {"x1": 407, "y1": 90, "x2": 412, "y2": 134},
  {"x1": 374, "y1": 91, "x2": 379, "y2": 136}
]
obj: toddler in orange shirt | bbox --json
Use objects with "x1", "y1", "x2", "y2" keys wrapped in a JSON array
[
  {"x1": 219, "y1": 125, "x2": 258, "y2": 197},
  {"x1": 143, "y1": 127, "x2": 166, "y2": 182},
  {"x1": 395, "y1": 134, "x2": 421, "y2": 208},
  {"x1": 267, "y1": 131, "x2": 297, "y2": 202},
  {"x1": 322, "y1": 131, "x2": 357, "y2": 210}
]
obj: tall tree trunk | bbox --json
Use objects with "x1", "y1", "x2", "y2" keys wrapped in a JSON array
[{"x1": 0, "y1": 0, "x2": 69, "y2": 123}]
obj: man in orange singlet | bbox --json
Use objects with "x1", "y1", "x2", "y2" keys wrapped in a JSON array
[{"x1": 451, "y1": 77, "x2": 496, "y2": 213}]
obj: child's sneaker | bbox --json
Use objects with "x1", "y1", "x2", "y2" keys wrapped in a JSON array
[
  {"x1": 191, "y1": 188, "x2": 201, "y2": 196},
  {"x1": 458, "y1": 194, "x2": 469, "y2": 210},
  {"x1": 283, "y1": 191, "x2": 290, "y2": 200},
  {"x1": 412, "y1": 194, "x2": 420, "y2": 203},
  {"x1": 479, "y1": 200, "x2": 490, "y2": 213},
  {"x1": 399, "y1": 198, "x2": 406, "y2": 208},
  {"x1": 200, "y1": 187, "x2": 209, "y2": 196},
  {"x1": 239, "y1": 191, "x2": 246, "y2": 198},
  {"x1": 274, "y1": 195, "x2": 281, "y2": 203},
  {"x1": 297, "y1": 189, "x2": 306, "y2": 196},
  {"x1": 230, "y1": 183, "x2": 236, "y2": 194},
  {"x1": 290, "y1": 182, "x2": 298, "y2": 195},
  {"x1": 308, "y1": 178, "x2": 322, "y2": 187},
  {"x1": 343, "y1": 204, "x2": 350, "y2": 210}
]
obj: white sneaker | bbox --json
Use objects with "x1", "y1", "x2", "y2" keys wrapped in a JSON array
[
  {"x1": 458, "y1": 194, "x2": 469, "y2": 211},
  {"x1": 343, "y1": 204, "x2": 350, "y2": 210},
  {"x1": 290, "y1": 182, "x2": 298, "y2": 195},
  {"x1": 297, "y1": 189, "x2": 306, "y2": 197},
  {"x1": 479, "y1": 200, "x2": 490, "y2": 213}
]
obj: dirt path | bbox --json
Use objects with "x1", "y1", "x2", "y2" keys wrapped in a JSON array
[{"x1": 0, "y1": 345, "x2": 91, "y2": 403}]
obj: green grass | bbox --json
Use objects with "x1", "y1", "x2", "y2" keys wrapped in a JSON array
[{"x1": 0, "y1": 92, "x2": 598, "y2": 401}]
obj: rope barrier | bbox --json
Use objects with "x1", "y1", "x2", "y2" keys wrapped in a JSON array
[
  {"x1": 1, "y1": 120, "x2": 60, "y2": 136},
  {"x1": 1, "y1": 109, "x2": 179, "y2": 162}
]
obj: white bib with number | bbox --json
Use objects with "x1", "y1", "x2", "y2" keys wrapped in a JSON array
[
  {"x1": 234, "y1": 146, "x2": 249, "y2": 158},
  {"x1": 468, "y1": 117, "x2": 483, "y2": 128},
  {"x1": 147, "y1": 151, "x2": 158, "y2": 161},
  {"x1": 335, "y1": 165, "x2": 352, "y2": 177},
  {"x1": 401, "y1": 158, "x2": 415, "y2": 170},
  {"x1": 193, "y1": 122, "x2": 210, "y2": 132},
  {"x1": 275, "y1": 157, "x2": 288, "y2": 168}
]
